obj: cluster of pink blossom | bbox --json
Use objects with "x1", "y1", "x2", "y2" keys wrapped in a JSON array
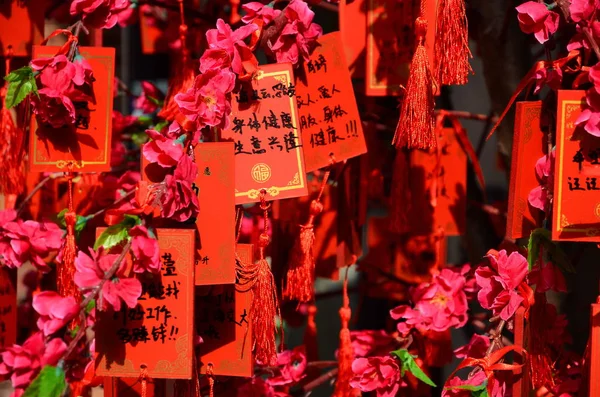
[{"x1": 70, "y1": 0, "x2": 136, "y2": 29}]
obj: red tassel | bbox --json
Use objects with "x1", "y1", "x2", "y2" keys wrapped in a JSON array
[
  {"x1": 333, "y1": 269, "x2": 359, "y2": 397},
  {"x1": 58, "y1": 174, "x2": 81, "y2": 302},
  {"x1": 528, "y1": 294, "x2": 554, "y2": 390},
  {"x1": 393, "y1": 17, "x2": 436, "y2": 150},
  {"x1": 434, "y1": 0, "x2": 473, "y2": 86},
  {"x1": 389, "y1": 149, "x2": 412, "y2": 234},
  {"x1": 140, "y1": 366, "x2": 149, "y2": 397}
]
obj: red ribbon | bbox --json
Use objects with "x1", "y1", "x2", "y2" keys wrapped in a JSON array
[
  {"x1": 446, "y1": 345, "x2": 527, "y2": 395},
  {"x1": 40, "y1": 29, "x2": 78, "y2": 57},
  {"x1": 486, "y1": 50, "x2": 582, "y2": 140}
]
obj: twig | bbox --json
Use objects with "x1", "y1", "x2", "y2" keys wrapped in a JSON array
[
  {"x1": 468, "y1": 319, "x2": 507, "y2": 378},
  {"x1": 300, "y1": 368, "x2": 338, "y2": 393},
  {"x1": 435, "y1": 110, "x2": 498, "y2": 123},
  {"x1": 16, "y1": 174, "x2": 59, "y2": 216},
  {"x1": 557, "y1": 0, "x2": 600, "y2": 60}
]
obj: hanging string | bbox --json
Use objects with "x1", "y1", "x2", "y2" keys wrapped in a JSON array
[
  {"x1": 207, "y1": 363, "x2": 215, "y2": 397},
  {"x1": 140, "y1": 365, "x2": 149, "y2": 397},
  {"x1": 284, "y1": 160, "x2": 333, "y2": 303}
]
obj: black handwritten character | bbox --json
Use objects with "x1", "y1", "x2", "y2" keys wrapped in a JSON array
[
  {"x1": 280, "y1": 111, "x2": 295, "y2": 129},
  {"x1": 248, "y1": 113, "x2": 261, "y2": 132},
  {"x1": 74, "y1": 101, "x2": 94, "y2": 130},
  {"x1": 169, "y1": 325, "x2": 179, "y2": 339},
  {"x1": 333, "y1": 105, "x2": 348, "y2": 119},
  {"x1": 234, "y1": 140, "x2": 252, "y2": 155},
  {"x1": 152, "y1": 324, "x2": 167, "y2": 344},
  {"x1": 260, "y1": 88, "x2": 271, "y2": 99},
  {"x1": 284, "y1": 132, "x2": 302, "y2": 152},
  {"x1": 213, "y1": 309, "x2": 226, "y2": 323},
  {"x1": 300, "y1": 114, "x2": 317, "y2": 129},
  {"x1": 590, "y1": 149, "x2": 600, "y2": 165},
  {"x1": 331, "y1": 84, "x2": 340, "y2": 96},
  {"x1": 327, "y1": 126, "x2": 345, "y2": 144},
  {"x1": 268, "y1": 136, "x2": 283, "y2": 151},
  {"x1": 323, "y1": 106, "x2": 334, "y2": 123},
  {"x1": 568, "y1": 177, "x2": 585, "y2": 191},
  {"x1": 201, "y1": 256, "x2": 209, "y2": 265},
  {"x1": 251, "y1": 89, "x2": 260, "y2": 101},
  {"x1": 286, "y1": 83, "x2": 296, "y2": 97},
  {"x1": 132, "y1": 326, "x2": 150, "y2": 342},
  {"x1": 74, "y1": 113, "x2": 90, "y2": 130},
  {"x1": 308, "y1": 54, "x2": 327, "y2": 73},
  {"x1": 236, "y1": 89, "x2": 249, "y2": 103},
  {"x1": 204, "y1": 167, "x2": 211, "y2": 176},
  {"x1": 204, "y1": 324, "x2": 220, "y2": 340},
  {"x1": 250, "y1": 136, "x2": 266, "y2": 154},
  {"x1": 191, "y1": 182, "x2": 199, "y2": 196},
  {"x1": 144, "y1": 282, "x2": 165, "y2": 300},
  {"x1": 232, "y1": 117, "x2": 246, "y2": 135},
  {"x1": 573, "y1": 149, "x2": 584, "y2": 171},
  {"x1": 318, "y1": 85, "x2": 331, "y2": 99},
  {"x1": 227, "y1": 309, "x2": 235, "y2": 324},
  {"x1": 165, "y1": 281, "x2": 180, "y2": 299},
  {"x1": 117, "y1": 328, "x2": 132, "y2": 343},
  {"x1": 126, "y1": 306, "x2": 145, "y2": 324},
  {"x1": 263, "y1": 110, "x2": 281, "y2": 130},
  {"x1": 296, "y1": 93, "x2": 316, "y2": 109},
  {"x1": 224, "y1": 290, "x2": 234, "y2": 304},
  {"x1": 238, "y1": 309, "x2": 249, "y2": 326},
  {"x1": 586, "y1": 177, "x2": 600, "y2": 190},
  {"x1": 310, "y1": 129, "x2": 326, "y2": 148},
  {"x1": 162, "y1": 253, "x2": 177, "y2": 276}
]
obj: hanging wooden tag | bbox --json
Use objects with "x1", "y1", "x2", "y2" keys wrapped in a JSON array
[
  {"x1": 296, "y1": 32, "x2": 367, "y2": 172},
  {"x1": 193, "y1": 142, "x2": 236, "y2": 285},
  {"x1": 365, "y1": 0, "x2": 437, "y2": 96},
  {"x1": 507, "y1": 101, "x2": 545, "y2": 240},
  {"x1": 196, "y1": 244, "x2": 254, "y2": 377},
  {"x1": 221, "y1": 63, "x2": 308, "y2": 203},
  {"x1": 103, "y1": 377, "x2": 167, "y2": 397},
  {"x1": 95, "y1": 229, "x2": 195, "y2": 379},
  {"x1": 339, "y1": 0, "x2": 366, "y2": 78},
  {"x1": 29, "y1": 46, "x2": 115, "y2": 173},
  {"x1": 0, "y1": 268, "x2": 16, "y2": 350},
  {"x1": 0, "y1": 0, "x2": 47, "y2": 57},
  {"x1": 552, "y1": 90, "x2": 600, "y2": 242}
]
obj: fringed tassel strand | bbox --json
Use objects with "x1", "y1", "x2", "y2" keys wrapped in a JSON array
[
  {"x1": 393, "y1": 9, "x2": 436, "y2": 150},
  {"x1": 434, "y1": 0, "x2": 473, "y2": 85},
  {"x1": 58, "y1": 170, "x2": 81, "y2": 302},
  {"x1": 333, "y1": 268, "x2": 359, "y2": 397},
  {"x1": 529, "y1": 293, "x2": 555, "y2": 390},
  {"x1": 284, "y1": 167, "x2": 331, "y2": 302}
]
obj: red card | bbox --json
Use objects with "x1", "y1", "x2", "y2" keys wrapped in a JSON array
[
  {"x1": 96, "y1": 229, "x2": 195, "y2": 379},
  {"x1": 366, "y1": 0, "x2": 437, "y2": 96},
  {"x1": 103, "y1": 377, "x2": 166, "y2": 397},
  {"x1": 553, "y1": 90, "x2": 600, "y2": 242},
  {"x1": 0, "y1": 268, "x2": 16, "y2": 350},
  {"x1": 194, "y1": 143, "x2": 236, "y2": 285},
  {"x1": 339, "y1": 0, "x2": 366, "y2": 78},
  {"x1": 409, "y1": 128, "x2": 466, "y2": 236},
  {"x1": 590, "y1": 302, "x2": 600, "y2": 397},
  {"x1": 296, "y1": 32, "x2": 367, "y2": 172},
  {"x1": 196, "y1": 244, "x2": 253, "y2": 377},
  {"x1": 506, "y1": 101, "x2": 545, "y2": 240},
  {"x1": 221, "y1": 63, "x2": 308, "y2": 203},
  {"x1": 0, "y1": 0, "x2": 46, "y2": 57},
  {"x1": 29, "y1": 46, "x2": 115, "y2": 173},
  {"x1": 511, "y1": 307, "x2": 529, "y2": 397}
]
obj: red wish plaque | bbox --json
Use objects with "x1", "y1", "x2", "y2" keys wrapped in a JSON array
[
  {"x1": 221, "y1": 63, "x2": 308, "y2": 203},
  {"x1": 95, "y1": 229, "x2": 195, "y2": 379},
  {"x1": 0, "y1": 0, "x2": 46, "y2": 57},
  {"x1": 553, "y1": 90, "x2": 600, "y2": 242},
  {"x1": 339, "y1": 0, "x2": 366, "y2": 78},
  {"x1": 366, "y1": 0, "x2": 437, "y2": 96},
  {"x1": 29, "y1": 46, "x2": 115, "y2": 173},
  {"x1": 507, "y1": 101, "x2": 545, "y2": 240},
  {"x1": 296, "y1": 32, "x2": 367, "y2": 172},
  {"x1": 0, "y1": 268, "x2": 16, "y2": 350},
  {"x1": 196, "y1": 244, "x2": 253, "y2": 377},
  {"x1": 194, "y1": 142, "x2": 236, "y2": 285}
]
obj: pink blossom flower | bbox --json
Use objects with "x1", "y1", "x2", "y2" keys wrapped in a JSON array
[
  {"x1": 205, "y1": 19, "x2": 258, "y2": 75},
  {"x1": 31, "y1": 89, "x2": 76, "y2": 128},
  {"x1": 160, "y1": 155, "x2": 200, "y2": 222},
  {"x1": 534, "y1": 66, "x2": 562, "y2": 94},
  {"x1": 475, "y1": 250, "x2": 528, "y2": 321},
  {"x1": 268, "y1": 346, "x2": 307, "y2": 386},
  {"x1": 74, "y1": 248, "x2": 142, "y2": 311},
  {"x1": 528, "y1": 260, "x2": 567, "y2": 293},
  {"x1": 0, "y1": 209, "x2": 17, "y2": 224},
  {"x1": 142, "y1": 129, "x2": 185, "y2": 168},
  {"x1": 175, "y1": 68, "x2": 236, "y2": 130},
  {"x1": 390, "y1": 268, "x2": 469, "y2": 335},
  {"x1": 199, "y1": 48, "x2": 233, "y2": 74},
  {"x1": 575, "y1": 88, "x2": 600, "y2": 136},
  {"x1": 70, "y1": 0, "x2": 132, "y2": 29},
  {"x1": 515, "y1": 2, "x2": 559, "y2": 44},
  {"x1": 134, "y1": 81, "x2": 163, "y2": 114},
  {"x1": 528, "y1": 152, "x2": 554, "y2": 211},
  {"x1": 570, "y1": 0, "x2": 600, "y2": 24},
  {"x1": 350, "y1": 330, "x2": 398, "y2": 358},
  {"x1": 129, "y1": 225, "x2": 160, "y2": 273},
  {"x1": 91, "y1": 171, "x2": 139, "y2": 211},
  {"x1": 271, "y1": 0, "x2": 323, "y2": 65},
  {"x1": 0, "y1": 332, "x2": 67, "y2": 394},
  {"x1": 0, "y1": 220, "x2": 63, "y2": 270},
  {"x1": 32, "y1": 291, "x2": 79, "y2": 336},
  {"x1": 453, "y1": 334, "x2": 490, "y2": 359},
  {"x1": 242, "y1": 2, "x2": 281, "y2": 24},
  {"x1": 350, "y1": 356, "x2": 406, "y2": 397},
  {"x1": 443, "y1": 372, "x2": 503, "y2": 397}
]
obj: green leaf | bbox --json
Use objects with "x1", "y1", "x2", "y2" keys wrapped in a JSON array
[
  {"x1": 391, "y1": 349, "x2": 436, "y2": 387},
  {"x1": 56, "y1": 209, "x2": 90, "y2": 238},
  {"x1": 94, "y1": 222, "x2": 130, "y2": 250},
  {"x1": 69, "y1": 326, "x2": 80, "y2": 338},
  {"x1": 56, "y1": 209, "x2": 68, "y2": 228},
  {"x1": 123, "y1": 214, "x2": 142, "y2": 227},
  {"x1": 4, "y1": 66, "x2": 38, "y2": 108},
  {"x1": 22, "y1": 365, "x2": 66, "y2": 397},
  {"x1": 85, "y1": 299, "x2": 95, "y2": 314},
  {"x1": 131, "y1": 130, "x2": 149, "y2": 146},
  {"x1": 527, "y1": 228, "x2": 545, "y2": 271},
  {"x1": 154, "y1": 120, "x2": 169, "y2": 133},
  {"x1": 527, "y1": 228, "x2": 574, "y2": 274},
  {"x1": 445, "y1": 380, "x2": 488, "y2": 393}
]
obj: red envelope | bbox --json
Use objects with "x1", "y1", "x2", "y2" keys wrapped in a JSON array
[
  {"x1": 366, "y1": 0, "x2": 437, "y2": 96},
  {"x1": 103, "y1": 377, "x2": 167, "y2": 397},
  {"x1": 95, "y1": 229, "x2": 195, "y2": 379},
  {"x1": 194, "y1": 143, "x2": 236, "y2": 285},
  {"x1": 506, "y1": 101, "x2": 545, "y2": 240},
  {"x1": 0, "y1": 268, "x2": 16, "y2": 350},
  {"x1": 221, "y1": 63, "x2": 308, "y2": 203},
  {"x1": 196, "y1": 244, "x2": 253, "y2": 377},
  {"x1": 296, "y1": 32, "x2": 367, "y2": 172},
  {"x1": 553, "y1": 90, "x2": 600, "y2": 242},
  {"x1": 339, "y1": 0, "x2": 366, "y2": 78},
  {"x1": 0, "y1": 0, "x2": 46, "y2": 57},
  {"x1": 29, "y1": 46, "x2": 115, "y2": 173}
]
